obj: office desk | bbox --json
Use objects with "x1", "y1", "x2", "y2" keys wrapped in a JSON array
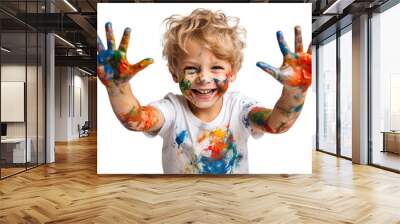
[
  {"x1": 381, "y1": 131, "x2": 400, "y2": 154},
  {"x1": 1, "y1": 138, "x2": 31, "y2": 163}
]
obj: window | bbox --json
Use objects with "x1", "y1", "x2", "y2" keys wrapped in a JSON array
[
  {"x1": 371, "y1": 3, "x2": 400, "y2": 171},
  {"x1": 339, "y1": 27, "x2": 352, "y2": 158},
  {"x1": 318, "y1": 36, "x2": 337, "y2": 155}
]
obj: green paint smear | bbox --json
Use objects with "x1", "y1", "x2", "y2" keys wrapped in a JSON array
[
  {"x1": 293, "y1": 104, "x2": 304, "y2": 113},
  {"x1": 249, "y1": 109, "x2": 272, "y2": 126},
  {"x1": 114, "y1": 51, "x2": 123, "y2": 61},
  {"x1": 179, "y1": 80, "x2": 192, "y2": 92}
]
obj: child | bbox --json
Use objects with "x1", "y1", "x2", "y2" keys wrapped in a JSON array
[{"x1": 97, "y1": 9, "x2": 311, "y2": 174}]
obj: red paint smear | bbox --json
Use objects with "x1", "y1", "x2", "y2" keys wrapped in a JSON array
[
  {"x1": 286, "y1": 53, "x2": 312, "y2": 90},
  {"x1": 119, "y1": 106, "x2": 157, "y2": 131},
  {"x1": 119, "y1": 59, "x2": 131, "y2": 78},
  {"x1": 265, "y1": 123, "x2": 277, "y2": 134},
  {"x1": 207, "y1": 141, "x2": 226, "y2": 160},
  {"x1": 141, "y1": 106, "x2": 157, "y2": 130}
]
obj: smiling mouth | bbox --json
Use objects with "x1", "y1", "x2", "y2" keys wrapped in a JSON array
[{"x1": 191, "y1": 88, "x2": 217, "y2": 95}]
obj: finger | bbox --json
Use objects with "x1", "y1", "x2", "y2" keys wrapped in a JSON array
[
  {"x1": 118, "y1": 27, "x2": 131, "y2": 53},
  {"x1": 105, "y1": 22, "x2": 116, "y2": 50},
  {"x1": 97, "y1": 65, "x2": 107, "y2": 81},
  {"x1": 256, "y1": 61, "x2": 282, "y2": 82},
  {"x1": 277, "y1": 31, "x2": 290, "y2": 57},
  {"x1": 294, "y1": 26, "x2": 303, "y2": 53},
  {"x1": 97, "y1": 65, "x2": 105, "y2": 78},
  {"x1": 307, "y1": 43, "x2": 312, "y2": 55},
  {"x1": 97, "y1": 35, "x2": 105, "y2": 52},
  {"x1": 127, "y1": 58, "x2": 154, "y2": 75}
]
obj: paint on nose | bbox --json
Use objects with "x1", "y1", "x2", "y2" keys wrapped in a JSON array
[
  {"x1": 197, "y1": 73, "x2": 211, "y2": 84},
  {"x1": 199, "y1": 76, "x2": 209, "y2": 84}
]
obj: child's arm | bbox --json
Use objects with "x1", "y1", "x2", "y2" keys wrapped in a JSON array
[
  {"x1": 248, "y1": 26, "x2": 312, "y2": 134},
  {"x1": 97, "y1": 22, "x2": 164, "y2": 132}
]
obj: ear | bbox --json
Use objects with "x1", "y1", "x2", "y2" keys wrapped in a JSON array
[
  {"x1": 228, "y1": 71, "x2": 237, "y2": 82},
  {"x1": 169, "y1": 67, "x2": 179, "y2": 83},
  {"x1": 171, "y1": 73, "x2": 178, "y2": 83}
]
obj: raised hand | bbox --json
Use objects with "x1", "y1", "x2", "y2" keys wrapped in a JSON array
[
  {"x1": 97, "y1": 22, "x2": 153, "y2": 89},
  {"x1": 248, "y1": 26, "x2": 311, "y2": 134},
  {"x1": 97, "y1": 22, "x2": 162, "y2": 132},
  {"x1": 256, "y1": 26, "x2": 311, "y2": 91}
]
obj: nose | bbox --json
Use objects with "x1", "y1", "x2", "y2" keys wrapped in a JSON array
[{"x1": 196, "y1": 70, "x2": 212, "y2": 84}]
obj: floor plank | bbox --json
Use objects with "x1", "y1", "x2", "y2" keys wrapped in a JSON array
[{"x1": 1, "y1": 134, "x2": 400, "y2": 223}]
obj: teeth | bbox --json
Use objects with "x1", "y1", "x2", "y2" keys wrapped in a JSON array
[{"x1": 197, "y1": 89, "x2": 211, "y2": 94}]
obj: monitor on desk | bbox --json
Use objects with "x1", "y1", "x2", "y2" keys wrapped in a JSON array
[{"x1": 1, "y1": 123, "x2": 7, "y2": 139}]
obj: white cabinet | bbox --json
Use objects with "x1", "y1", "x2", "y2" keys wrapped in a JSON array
[{"x1": 1, "y1": 138, "x2": 31, "y2": 163}]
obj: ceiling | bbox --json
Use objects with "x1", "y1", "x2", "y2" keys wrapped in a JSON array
[{"x1": 0, "y1": 0, "x2": 393, "y2": 73}]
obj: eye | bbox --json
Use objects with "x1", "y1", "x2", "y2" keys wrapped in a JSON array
[
  {"x1": 184, "y1": 66, "x2": 199, "y2": 75},
  {"x1": 211, "y1": 66, "x2": 224, "y2": 70}
]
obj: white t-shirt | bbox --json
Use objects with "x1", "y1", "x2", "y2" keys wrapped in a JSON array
[{"x1": 147, "y1": 92, "x2": 264, "y2": 174}]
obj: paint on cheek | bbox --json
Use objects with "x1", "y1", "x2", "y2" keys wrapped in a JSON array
[
  {"x1": 179, "y1": 79, "x2": 192, "y2": 93},
  {"x1": 213, "y1": 78, "x2": 229, "y2": 94}
]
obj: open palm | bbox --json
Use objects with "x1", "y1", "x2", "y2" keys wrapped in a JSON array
[
  {"x1": 97, "y1": 22, "x2": 153, "y2": 88},
  {"x1": 256, "y1": 26, "x2": 312, "y2": 91}
]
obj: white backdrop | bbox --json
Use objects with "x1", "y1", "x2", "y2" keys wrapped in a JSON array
[{"x1": 97, "y1": 3, "x2": 314, "y2": 174}]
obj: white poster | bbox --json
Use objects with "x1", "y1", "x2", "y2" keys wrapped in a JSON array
[{"x1": 97, "y1": 3, "x2": 314, "y2": 174}]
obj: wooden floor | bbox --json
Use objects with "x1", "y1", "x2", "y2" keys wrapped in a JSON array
[{"x1": 1, "y1": 135, "x2": 400, "y2": 223}]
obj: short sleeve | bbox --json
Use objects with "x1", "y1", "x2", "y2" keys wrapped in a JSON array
[
  {"x1": 144, "y1": 95, "x2": 176, "y2": 138},
  {"x1": 238, "y1": 95, "x2": 264, "y2": 139}
]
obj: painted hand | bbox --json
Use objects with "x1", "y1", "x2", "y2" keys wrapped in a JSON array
[
  {"x1": 256, "y1": 26, "x2": 312, "y2": 91},
  {"x1": 97, "y1": 22, "x2": 153, "y2": 89}
]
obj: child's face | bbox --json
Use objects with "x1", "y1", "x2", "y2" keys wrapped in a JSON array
[{"x1": 176, "y1": 39, "x2": 236, "y2": 109}]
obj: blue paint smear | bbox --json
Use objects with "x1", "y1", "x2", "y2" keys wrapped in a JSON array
[
  {"x1": 198, "y1": 130, "x2": 241, "y2": 174},
  {"x1": 175, "y1": 130, "x2": 188, "y2": 147},
  {"x1": 199, "y1": 156, "x2": 228, "y2": 174},
  {"x1": 242, "y1": 116, "x2": 250, "y2": 128},
  {"x1": 199, "y1": 143, "x2": 240, "y2": 174},
  {"x1": 241, "y1": 102, "x2": 254, "y2": 129},
  {"x1": 104, "y1": 64, "x2": 113, "y2": 75},
  {"x1": 293, "y1": 104, "x2": 304, "y2": 113},
  {"x1": 277, "y1": 31, "x2": 289, "y2": 56}
]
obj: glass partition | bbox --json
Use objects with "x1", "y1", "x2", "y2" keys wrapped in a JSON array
[
  {"x1": 317, "y1": 35, "x2": 337, "y2": 155},
  {"x1": 0, "y1": 0, "x2": 46, "y2": 179},
  {"x1": 0, "y1": 29, "x2": 28, "y2": 178},
  {"x1": 371, "y1": 3, "x2": 400, "y2": 171},
  {"x1": 339, "y1": 27, "x2": 352, "y2": 158}
]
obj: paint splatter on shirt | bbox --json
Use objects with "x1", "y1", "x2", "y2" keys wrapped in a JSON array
[{"x1": 146, "y1": 92, "x2": 263, "y2": 174}]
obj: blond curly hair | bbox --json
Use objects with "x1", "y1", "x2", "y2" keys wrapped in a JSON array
[{"x1": 162, "y1": 9, "x2": 246, "y2": 78}]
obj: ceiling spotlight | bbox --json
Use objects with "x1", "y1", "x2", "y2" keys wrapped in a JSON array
[
  {"x1": 1, "y1": 47, "x2": 11, "y2": 53},
  {"x1": 78, "y1": 67, "x2": 92, "y2": 76},
  {"x1": 54, "y1": 34, "x2": 75, "y2": 48},
  {"x1": 322, "y1": 0, "x2": 355, "y2": 15},
  {"x1": 63, "y1": 0, "x2": 78, "y2": 12}
]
